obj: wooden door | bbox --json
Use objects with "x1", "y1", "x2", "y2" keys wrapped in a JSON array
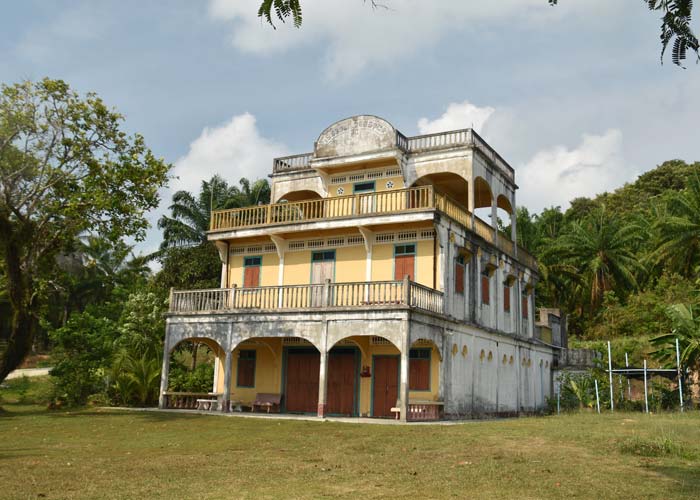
[
  {"x1": 311, "y1": 251, "x2": 334, "y2": 306},
  {"x1": 243, "y1": 266, "x2": 260, "y2": 288},
  {"x1": 327, "y1": 350, "x2": 356, "y2": 416},
  {"x1": 372, "y1": 356, "x2": 399, "y2": 418},
  {"x1": 285, "y1": 350, "x2": 320, "y2": 413}
]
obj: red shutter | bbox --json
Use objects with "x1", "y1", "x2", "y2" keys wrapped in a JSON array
[
  {"x1": 237, "y1": 353, "x2": 256, "y2": 387},
  {"x1": 409, "y1": 359, "x2": 430, "y2": 390},
  {"x1": 504, "y1": 286, "x2": 511, "y2": 312},
  {"x1": 522, "y1": 295, "x2": 529, "y2": 318},
  {"x1": 481, "y1": 275, "x2": 490, "y2": 305},
  {"x1": 455, "y1": 262, "x2": 465, "y2": 294},
  {"x1": 395, "y1": 254, "x2": 415, "y2": 281}
]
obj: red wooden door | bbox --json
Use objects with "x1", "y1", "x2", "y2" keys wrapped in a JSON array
[
  {"x1": 243, "y1": 265, "x2": 260, "y2": 288},
  {"x1": 372, "y1": 356, "x2": 399, "y2": 418},
  {"x1": 285, "y1": 351, "x2": 320, "y2": 413},
  {"x1": 394, "y1": 254, "x2": 415, "y2": 281},
  {"x1": 327, "y1": 351, "x2": 356, "y2": 416}
]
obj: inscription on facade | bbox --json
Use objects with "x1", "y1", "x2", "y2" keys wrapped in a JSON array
[{"x1": 315, "y1": 115, "x2": 395, "y2": 158}]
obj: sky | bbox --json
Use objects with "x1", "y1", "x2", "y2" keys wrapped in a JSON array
[{"x1": 1, "y1": 0, "x2": 699, "y2": 257}]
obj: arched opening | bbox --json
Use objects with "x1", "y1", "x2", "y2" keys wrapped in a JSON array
[
  {"x1": 276, "y1": 189, "x2": 323, "y2": 203},
  {"x1": 474, "y1": 176, "x2": 493, "y2": 222},
  {"x1": 496, "y1": 194, "x2": 514, "y2": 240},
  {"x1": 329, "y1": 335, "x2": 401, "y2": 418},
  {"x1": 166, "y1": 338, "x2": 224, "y2": 406},
  {"x1": 227, "y1": 336, "x2": 321, "y2": 414},
  {"x1": 412, "y1": 172, "x2": 469, "y2": 209}
]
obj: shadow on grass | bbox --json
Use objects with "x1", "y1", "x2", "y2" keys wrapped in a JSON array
[
  {"x1": 647, "y1": 464, "x2": 700, "y2": 496},
  {"x1": 0, "y1": 403, "x2": 214, "y2": 423}
]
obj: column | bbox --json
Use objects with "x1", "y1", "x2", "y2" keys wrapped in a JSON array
[
  {"x1": 221, "y1": 349, "x2": 232, "y2": 412},
  {"x1": 491, "y1": 197, "x2": 498, "y2": 240},
  {"x1": 399, "y1": 323, "x2": 411, "y2": 422},
  {"x1": 158, "y1": 334, "x2": 171, "y2": 409},
  {"x1": 317, "y1": 349, "x2": 329, "y2": 417}
]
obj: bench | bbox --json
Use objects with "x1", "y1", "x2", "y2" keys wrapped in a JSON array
[
  {"x1": 252, "y1": 393, "x2": 281, "y2": 413},
  {"x1": 196, "y1": 398, "x2": 220, "y2": 411},
  {"x1": 390, "y1": 401, "x2": 444, "y2": 421}
]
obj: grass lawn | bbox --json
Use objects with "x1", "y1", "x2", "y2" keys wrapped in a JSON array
[{"x1": 1, "y1": 377, "x2": 699, "y2": 499}]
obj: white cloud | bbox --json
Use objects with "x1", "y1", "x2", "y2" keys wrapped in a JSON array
[
  {"x1": 207, "y1": 0, "x2": 582, "y2": 81},
  {"x1": 516, "y1": 129, "x2": 634, "y2": 213},
  {"x1": 171, "y1": 112, "x2": 288, "y2": 194},
  {"x1": 417, "y1": 100, "x2": 495, "y2": 134}
]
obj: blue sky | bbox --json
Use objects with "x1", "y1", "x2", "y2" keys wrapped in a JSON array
[{"x1": 2, "y1": 1, "x2": 698, "y2": 256}]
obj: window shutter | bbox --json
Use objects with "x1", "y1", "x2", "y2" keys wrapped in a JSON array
[{"x1": 481, "y1": 275, "x2": 490, "y2": 305}]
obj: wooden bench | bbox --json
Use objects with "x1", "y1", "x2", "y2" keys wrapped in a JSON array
[
  {"x1": 196, "y1": 398, "x2": 220, "y2": 411},
  {"x1": 252, "y1": 393, "x2": 281, "y2": 413}
]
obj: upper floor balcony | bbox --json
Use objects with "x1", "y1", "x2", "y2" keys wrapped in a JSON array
[{"x1": 209, "y1": 185, "x2": 536, "y2": 269}]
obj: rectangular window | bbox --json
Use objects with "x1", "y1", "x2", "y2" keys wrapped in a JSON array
[
  {"x1": 237, "y1": 350, "x2": 256, "y2": 387},
  {"x1": 481, "y1": 275, "x2": 490, "y2": 305},
  {"x1": 455, "y1": 256, "x2": 465, "y2": 294},
  {"x1": 243, "y1": 256, "x2": 262, "y2": 288},
  {"x1": 522, "y1": 295, "x2": 529, "y2": 319},
  {"x1": 353, "y1": 181, "x2": 375, "y2": 193},
  {"x1": 504, "y1": 285, "x2": 511, "y2": 312},
  {"x1": 311, "y1": 250, "x2": 335, "y2": 262},
  {"x1": 409, "y1": 348, "x2": 431, "y2": 391}
]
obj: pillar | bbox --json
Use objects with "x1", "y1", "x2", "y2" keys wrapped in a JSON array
[
  {"x1": 317, "y1": 349, "x2": 329, "y2": 417},
  {"x1": 158, "y1": 334, "x2": 171, "y2": 409},
  {"x1": 399, "y1": 322, "x2": 411, "y2": 422},
  {"x1": 491, "y1": 197, "x2": 498, "y2": 239},
  {"x1": 221, "y1": 349, "x2": 232, "y2": 412}
]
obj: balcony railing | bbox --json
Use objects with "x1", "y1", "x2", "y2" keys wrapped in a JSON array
[
  {"x1": 272, "y1": 129, "x2": 514, "y2": 181},
  {"x1": 169, "y1": 279, "x2": 445, "y2": 316},
  {"x1": 210, "y1": 185, "x2": 536, "y2": 269}
]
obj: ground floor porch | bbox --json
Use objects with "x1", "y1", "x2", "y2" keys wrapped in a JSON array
[{"x1": 159, "y1": 309, "x2": 554, "y2": 421}]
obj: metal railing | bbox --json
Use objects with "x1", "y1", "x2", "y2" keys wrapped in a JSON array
[
  {"x1": 271, "y1": 129, "x2": 514, "y2": 181},
  {"x1": 169, "y1": 279, "x2": 445, "y2": 316}
]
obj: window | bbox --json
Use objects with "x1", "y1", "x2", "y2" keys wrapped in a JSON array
[
  {"x1": 481, "y1": 274, "x2": 490, "y2": 305},
  {"x1": 522, "y1": 295, "x2": 529, "y2": 319},
  {"x1": 311, "y1": 250, "x2": 335, "y2": 262},
  {"x1": 353, "y1": 181, "x2": 375, "y2": 193},
  {"x1": 455, "y1": 255, "x2": 465, "y2": 294},
  {"x1": 237, "y1": 350, "x2": 256, "y2": 387},
  {"x1": 409, "y1": 348, "x2": 431, "y2": 390},
  {"x1": 503, "y1": 284, "x2": 511, "y2": 312},
  {"x1": 243, "y1": 256, "x2": 262, "y2": 288}
]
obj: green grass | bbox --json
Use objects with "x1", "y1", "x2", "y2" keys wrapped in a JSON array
[{"x1": 1, "y1": 378, "x2": 700, "y2": 499}]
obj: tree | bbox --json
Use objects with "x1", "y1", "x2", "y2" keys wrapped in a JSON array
[
  {"x1": 258, "y1": 1, "x2": 699, "y2": 67},
  {"x1": 158, "y1": 175, "x2": 271, "y2": 249},
  {"x1": 0, "y1": 79, "x2": 169, "y2": 382},
  {"x1": 652, "y1": 303, "x2": 700, "y2": 370},
  {"x1": 650, "y1": 175, "x2": 700, "y2": 277},
  {"x1": 549, "y1": 207, "x2": 644, "y2": 312}
]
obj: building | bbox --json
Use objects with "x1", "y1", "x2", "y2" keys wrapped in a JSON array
[{"x1": 159, "y1": 115, "x2": 557, "y2": 421}]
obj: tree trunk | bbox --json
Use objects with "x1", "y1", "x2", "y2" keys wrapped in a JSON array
[{"x1": 0, "y1": 221, "x2": 37, "y2": 383}]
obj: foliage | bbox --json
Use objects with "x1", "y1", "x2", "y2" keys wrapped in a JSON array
[
  {"x1": 652, "y1": 303, "x2": 700, "y2": 370},
  {"x1": 154, "y1": 244, "x2": 221, "y2": 291},
  {"x1": 110, "y1": 351, "x2": 162, "y2": 406},
  {"x1": 158, "y1": 175, "x2": 270, "y2": 249},
  {"x1": 49, "y1": 312, "x2": 116, "y2": 406},
  {"x1": 168, "y1": 362, "x2": 215, "y2": 393},
  {"x1": 0, "y1": 78, "x2": 169, "y2": 381},
  {"x1": 258, "y1": 1, "x2": 699, "y2": 67},
  {"x1": 557, "y1": 371, "x2": 596, "y2": 410}
]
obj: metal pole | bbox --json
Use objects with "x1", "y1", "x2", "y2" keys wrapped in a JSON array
[
  {"x1": 625, "y1": 352, "x2": 631, "y2": 400},
  {"x1": 557, "y1": 390, "x2": 560, "y2": 415},
  {"x1": 676, "y1": 338, "x2": 684, "y2": 412},
  {"x1": 594, "y1": 379, "x2": 601, "y2": 414},
  {"x1": 643, "y1": 359, "x2": 649, "y2": 414},
  {"x1": 607, "y1": 341, "x2": 614, "y2": 412}
]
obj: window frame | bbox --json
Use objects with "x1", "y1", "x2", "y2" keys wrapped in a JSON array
[
  {"x1": 481, "y1": 274, "x2": 491, "y2": 305},
  {"x1": 242, "y1": 255, "x2": 262, "y2": 288},
  {"x1": 408, "y1": 348, "x2": 431, "y2": 391},
  {"x1": 455, "y1": 255, "x2": 466, "y2": 295}
]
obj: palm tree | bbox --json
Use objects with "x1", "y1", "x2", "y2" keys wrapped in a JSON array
[
  {"x1": 651, "y1": 175, "x2": 700, "y2": 277},
  {"x1": 158, "y1": 176, "x2": 271, "y2": 249},
  {"x1": 652, "y1": 304, "x2": 700, "y2": 371},
  {"x1": 551, "y1": 206, "x2": 644, "y2": 312}
]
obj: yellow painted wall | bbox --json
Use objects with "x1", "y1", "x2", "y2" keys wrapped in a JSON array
[
  {"x1": 229, "y1": 339, "x2": 284, "y2": 404},
  {"x1": 282, "y1": 251, "x2": 311, "y2": 285},
  {"x1": 330, "y1": 175, "x2": 405, "y2": 197},
  {"x1": 334, "y1": 246, "x2": 366, "y2": 282},
  {"x1": 371, "y1": 240, "x2": 434, "y2": 287}
]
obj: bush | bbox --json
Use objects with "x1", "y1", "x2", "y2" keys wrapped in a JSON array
[{"x1": 168, "y1": 362, "x2": 214, "y2": 393}]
